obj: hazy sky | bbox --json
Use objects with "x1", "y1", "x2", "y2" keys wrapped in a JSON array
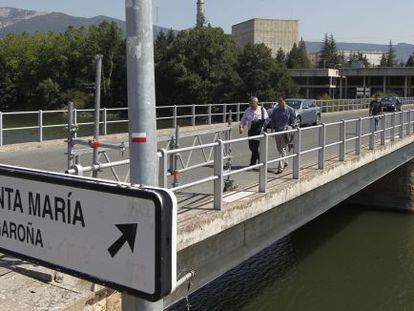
[{"x1": 1, "y1": 0, "x2": 413, "y2": 44}]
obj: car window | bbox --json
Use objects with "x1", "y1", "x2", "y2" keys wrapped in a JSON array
[
  {"x1": 286, "y1": 100, "x2": 302, "y2": 110},
  {"x1": 302, "y1": 101, "x2": 309, "y2": 109},
  {"x1": 308, "y1": 101, "x2": 316, "y2": 108}
]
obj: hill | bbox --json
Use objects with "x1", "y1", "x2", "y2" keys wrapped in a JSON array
[{"x1": 0, "y1": 7, "x2": 170, "y2": 37}]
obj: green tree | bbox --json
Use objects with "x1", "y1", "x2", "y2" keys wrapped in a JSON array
[
  {"x1": 347, "y1": 51, "x2": 370, "y2": 67},
  {"x1": 155, "y1": 25, "x2": 240, "y2": 106},
  {"x1": 275, "y1": 48, "x2": 286, "y2": 64},
  {"x1": 386, "y1": 41, "x2": 397, "y2": 67},
  {"x1": 237, "y1": 43, "x2": 298, "y2": 100},
  {"x1": 286, "y1": 39, "x2": 312, "y2": 69},
  {"x1": 406, "y1": 54, "x2": 414, "y2": 67},
  {"x1": 318, "y1": 34, "x2": 343, "y2": 68}
]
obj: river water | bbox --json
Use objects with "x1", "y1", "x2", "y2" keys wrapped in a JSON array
[{"x1": 171, "y1": 205, "x2": 414, "y2": 311}]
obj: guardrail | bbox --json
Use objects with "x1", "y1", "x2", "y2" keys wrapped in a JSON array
[
  {"x1": 159, "y1": 109, "x2": 414, "y2": 210},
  {"x1": 1, "y1": 97, "x2": 413, "y2": 146}
]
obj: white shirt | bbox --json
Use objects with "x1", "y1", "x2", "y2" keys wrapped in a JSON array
[{"x1": 240, "y1": 106, "x2": 269, "y2": 130}]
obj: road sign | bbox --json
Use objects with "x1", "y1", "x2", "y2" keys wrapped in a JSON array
[{"x1": 0, "y1": 164, "x2": 177, "y2": 301}]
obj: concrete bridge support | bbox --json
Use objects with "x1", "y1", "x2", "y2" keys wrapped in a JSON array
[{"x1": 349, "y1": 160, "x2": 414, "y2": 213}]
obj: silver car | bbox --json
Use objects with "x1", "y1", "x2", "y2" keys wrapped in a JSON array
[{"x1": 287, "y1": 99, "x2": 321, "y2": 127}]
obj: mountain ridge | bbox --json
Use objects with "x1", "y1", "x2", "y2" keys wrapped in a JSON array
[{"x1": 0, "y1": 7, "x2": 170, "y2": 38}]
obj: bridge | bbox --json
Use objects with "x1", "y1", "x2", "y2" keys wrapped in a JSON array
[{"x1": 1, "y1": 101, "x2": 414, "y2": 309}]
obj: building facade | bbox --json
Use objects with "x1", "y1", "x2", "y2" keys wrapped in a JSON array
[
  {"x1": 307, "y1": 50, "x2": 384, "y2": 67},
  {"x1": 232, "y1": 18, "x2": 299, "y2": 56},
  {"x1": 290, "y1": 68, "x2": 414, "y2": 99}
]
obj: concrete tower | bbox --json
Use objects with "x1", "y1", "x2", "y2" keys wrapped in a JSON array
[{"x1": 196, "y1": 0, "x2": 206, "y2": 27}]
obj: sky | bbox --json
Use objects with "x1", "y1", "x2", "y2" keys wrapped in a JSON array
[{"x1": 1, "y1": 0, "x2": 414, "y2": 44}]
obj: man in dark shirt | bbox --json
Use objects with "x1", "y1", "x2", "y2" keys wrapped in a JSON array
[
  {"x1": 271, "y1": 95, "x2": 297, "y2": 174},
  {"x1": 369, "y1": 95, "x2": 383, "y2": 130}
]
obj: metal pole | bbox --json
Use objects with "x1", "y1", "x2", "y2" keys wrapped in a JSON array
[
  {"x1": 67, "y1": 102, "x2": 75, "y2": 171},
  {"x1": 0, "y1": 112, "x2": 3, "y2": 147},
  {"x1": 192, "y1": 104, "x2": 196, "y2": 127},
  {"x1": 38, "y1": 110, "x2": 43, "y2": 142},
  {"x1": 213, "y1": 140, "x2": 224, "y2": 210},
  {"x1": 369, "y1": 117, "x2": 375, "y2": 150},
  {"x1": 92, "y1": 55, "x2": 103, "y2": 178},
  {"x1": 259, "y1": 133, "x2": 268, "y2": 193},
  {"x1": 391, "y1": 112, "x2": 396, "y2": 141},
  {"x1": 293, "y1": 128, "x2": 301, "y2": 179},
  {"x1": 356, "y1": 118, "x2": 362, "y2": 155},
  {"x1": 381, "y1": 114, "x2": 386, "y2": 145},
  {"x1": 125, "y1": 0, "x2": 162, "y2": 310},
  {"x1": 103, "y1": 108, "x2": 108, "y2": 136},
  {"x1": 339, "y1": 120, "x2": 346, "y2": 160},
  {"x1": 318, "y1": 124, "x2": 326, "y2": 169}
]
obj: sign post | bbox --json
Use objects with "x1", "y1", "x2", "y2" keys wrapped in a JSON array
[
  {"x1": 0, "y1": 164, "x2": 176, "y2": 301},
  {"x1": 125, "y1": 0, "x2": 163, "y2": 309}
]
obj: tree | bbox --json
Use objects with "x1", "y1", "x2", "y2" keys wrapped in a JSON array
[
  {"x1": 347, "y1": 51, "x2": 370, "y2": 67},
  {"x1": 155, "y1": 25, "x2": 240, "y2": 106},
  {"x1": 386, "y1": 40, "x2": 397, "y2": 67},
  {"x1": 275, "y1": 48, "x2": 286, "y2": 64},
  {"x1": 318, "y1": 34, "x2": 343, "y2": 68},
  {"x1": 380, "y1": 53, "x2": 388, "y2": 67},
  {"x1": 237, "y1": 43, "x2": 298, "y2": 100},
  {"x1": 286, "y1": 39, "x2": 312, "y2": 69},
  {"x1": 406, "y1": 54, "x2": 414, "y2": 67}
]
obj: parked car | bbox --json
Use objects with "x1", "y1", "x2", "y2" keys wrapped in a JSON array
[
  {"x1": 266, "y1": 99, "x2": 321, "y2": 127},
  {"x1": 288, "y1": 99, "x2": 321, "y2": 126},
  {"x1": 381, "y1": 97, "x2": 402, "y2": 112}
]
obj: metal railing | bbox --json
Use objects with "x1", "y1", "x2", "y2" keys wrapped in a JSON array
[
  {"x1": 2, "y1": 97, "x2": 413, "y2": 146},
  {"x1": 159, "y1": 109, "x2": 414, "y2": 210}
]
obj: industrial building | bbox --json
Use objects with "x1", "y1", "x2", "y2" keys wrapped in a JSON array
[
  {"x1": 290, "y1": 67, "x2": 414, "y2": 99},
  {"x1": 307, "y1": 50, "x2": 384, "y2": 67},
  {"x1": 232, "y1": 18, "x2": 299, "y2": 56}
]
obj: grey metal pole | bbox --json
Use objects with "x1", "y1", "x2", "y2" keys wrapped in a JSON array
[
  {"x1": 125, "y1": 0, "x2": 162, "y2": 309},
  {"x1": 92, "y1": 55, "x2": 103, "y2": 178}
]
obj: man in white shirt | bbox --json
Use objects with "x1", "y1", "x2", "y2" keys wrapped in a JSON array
[{"x1": 239, "y1": 97, "x2": 269, "y2": 166}]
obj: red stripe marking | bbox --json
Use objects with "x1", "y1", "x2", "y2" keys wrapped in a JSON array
[{"x1": 132, "y1": 137, "x2": 147, "y2": 143}]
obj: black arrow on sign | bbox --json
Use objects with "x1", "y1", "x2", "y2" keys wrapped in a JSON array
[{"x1": 108, "y1": 223, "x2": 138, "y2": 258}]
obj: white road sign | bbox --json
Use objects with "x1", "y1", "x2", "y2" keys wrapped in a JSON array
[{"x1": 0, "y1": 164, "x2": 177, "y2": 301}]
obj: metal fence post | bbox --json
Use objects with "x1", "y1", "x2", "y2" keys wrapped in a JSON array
[
  {"x1": 293, "y1": 128, "x2": 301, "y2": 179},
  {"x1": 38, "y1": 110, "x2": 43, "y2": 142},
  {"x1": 103, "y1": 108, "x2": 108, "y2": 135},
  {"x1": 208, "y1": 104, "x2": 212, "y2": 125},
  {"x1": 356, "y1": 118, "x2": 362, "y2": 155},
  {"x1": 0, "y1": 112, "x2": 3, "y2": 147},
  {"x1": 173, "y1": 105, "x2": 178, "y2": 129},
  {"x1": 369, "y1": 117, "x2": 375, "y2": 150},
  {"x1": 259, "y1": 133, "x2": 268, "y2": 193},
  {"x1": 74, "y1": 108, "x2": 78, "y2": 138},
  {"x1": 318, "y1": 124, "x2": 326, "y2": 169},
  {"x1": 213, "y1": 140, "x2": 224, "y2": 210},
  {"x1": 381, "y1": 114, "x2": 386, "y2": 145},
  {"x1": 399, "y1": 112, "x2": 404, "y2": 138},
  {"x1": 192, "y1": 104, "x2": 196, "y2": 127},
  {"x1": 391, "y1": 112, "x2": 396, "y2": 141},
  {"x1": 407, "y1": 110, "x2": 411, "y2": 136},
  {"x1": 158, "y1": 149, "x2": 168, "y2": 188},
  {"x1": 340, "y1": 120, "x2": 346, "y2": 160},
  {"x1": 236, "y1": 103, "x2": 241, "y2": 122},
  {"x1": 223, "y1": 104, "x2": 227, "y2": 124}
]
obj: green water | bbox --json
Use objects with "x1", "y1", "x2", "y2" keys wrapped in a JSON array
[{"x1": 172, "y1": 206, "x2": 414, "y2": 311}]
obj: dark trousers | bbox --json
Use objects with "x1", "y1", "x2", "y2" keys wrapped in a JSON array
[{"x1": 248, "y1": 139, "x2": 260, "y2": 165}]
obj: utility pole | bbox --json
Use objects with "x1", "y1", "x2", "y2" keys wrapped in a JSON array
[
  {"x1": 124, "y1": 0, "x2": 161, "y2": 310},
  {"x1": 92, "y1": 55, "x2": 103, "y2": 178}
]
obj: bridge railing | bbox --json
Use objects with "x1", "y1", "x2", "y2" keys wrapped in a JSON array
[
  {"x1": 160, "y1": 109, "x2": 414, "y2": 210},
  {"x1": 1, "y1": 97, "x2": 414, "y2": 146}
]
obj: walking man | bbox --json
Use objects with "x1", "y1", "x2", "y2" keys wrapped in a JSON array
[
  {"x1": 369, "y1": 95, "x2": 383, "y2": 130},
  {"x1": 239, "y1": 97, "x2": 269, "y2": 166},
  {"x1": 271, "y1": 94, "x2": 297, "y2": 174}
]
